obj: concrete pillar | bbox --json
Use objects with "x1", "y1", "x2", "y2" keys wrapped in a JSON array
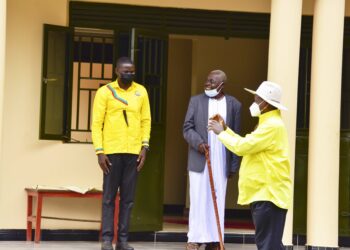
[
  {"x1": 267, "y1": 0, "x2": 303, "y2": 247},
  {"x1": 0, "y1": 0, "x2": 7, "y2": 165},
  {"x1": 307, "y1": 0, "x2": 345, "y2": 248}
]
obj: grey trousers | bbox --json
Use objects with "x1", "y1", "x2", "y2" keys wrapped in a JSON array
[{"x1": 101, "y1": 153, "x2": 138, "y2": 243}]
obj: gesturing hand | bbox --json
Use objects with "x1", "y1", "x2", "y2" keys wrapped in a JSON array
[
  {"x1": 97, "y1": 154, "x2": 112, "y2": 174},
  {"x1": 208, "y1": 120, "x2": 224, "y2": 135},
  {"x1": 209, "y1": 114, "x2": 227, "y2": 130}
]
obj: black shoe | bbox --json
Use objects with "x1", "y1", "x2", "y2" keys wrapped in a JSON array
[
  {"x1": 116, "y1": 242, "x2": 134, "y2": 250},
  {"x1": 101, "y1": 241, "x2": 113, "y2": 250}
]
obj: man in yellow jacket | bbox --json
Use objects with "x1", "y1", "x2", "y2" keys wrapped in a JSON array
[
  {"x1": 208, "y1": 81, "x2": 292, "y2": 250},
  {"x1": 92, "y1": 57, "x2": 151, "y2": 250}
]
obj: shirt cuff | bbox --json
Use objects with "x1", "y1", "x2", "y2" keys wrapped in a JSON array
[
  {"x1": 224, "y1": 126, "x2": 236, "y2": 136},
  {"x1": 142, "y1": 140, "x2": 149, "y2": 147},
  {"x1": 95, "y1": 148, "x2": 104, "y2": 155}
]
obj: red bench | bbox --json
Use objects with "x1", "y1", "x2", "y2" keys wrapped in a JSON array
[{"x1": 25, "y1": 188, "x2": 119, "y2": 243}]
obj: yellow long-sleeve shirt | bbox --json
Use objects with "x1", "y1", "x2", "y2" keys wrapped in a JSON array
[
  {"x1": 218, "y1": 110, "x2": 292, "y2": 209},
  {"x1": 91, "y1": 80, "x2": 151, "y2": 155}
]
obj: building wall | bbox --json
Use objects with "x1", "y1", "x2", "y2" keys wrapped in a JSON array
[
  {"x1": 2, "y1": 0, "x2": 350, "y2": 229},
  {"x1": 163, "y1": 38, "x2": 192, "y2": 205},
  {"x1": 1, "y1": 0, "x2": 103, "y2": 229},
  {"x1": 0, "y1": 0, "x2": 272, "y2": 230},
  {"x1": 189, "y1": 35, "x2": 269, "y2": 135},
  {"x1": 76, "y1": 0, "x2": 271, "y2": 13},
  {"x1": 73, "y1": 0, "x2": 350, "y2": 16},
  {"x1": 303, "y1": 0, "x2": 350, "y2": 16},
  {"x1": 0, "y1": 0, "x2": 6, "y2": 183}
]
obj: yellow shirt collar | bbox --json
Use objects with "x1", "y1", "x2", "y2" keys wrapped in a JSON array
[
  {"x1": 110, "y1": 79, "x2": 136, "y2": 91},
  {"x1": 259, "y1": 109, "x2": 281, "y2": 124}
]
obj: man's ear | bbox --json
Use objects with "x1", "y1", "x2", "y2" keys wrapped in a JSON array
[{"x1": 263, "y1": 101, "x2": 271, "y2": 110}]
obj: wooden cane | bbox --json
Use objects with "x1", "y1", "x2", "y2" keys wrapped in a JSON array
[{"x1": 205, "y1": 149, "x2": 225, "y2": 250}]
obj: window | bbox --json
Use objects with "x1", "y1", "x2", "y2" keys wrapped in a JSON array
[
  {"x1": 40, "y1": 25, "x2": 168, "y2": 142},
  {"x1": 70, "y1": 28, "x2": 115, "y2": 142}
]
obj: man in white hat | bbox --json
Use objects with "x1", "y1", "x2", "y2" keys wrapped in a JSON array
[{"x1": 208, "y1": 81, "x2": 292, "y2": 250}]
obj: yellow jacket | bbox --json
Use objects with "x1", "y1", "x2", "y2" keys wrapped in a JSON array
[
  {"x1": 91, "y1": 80, "x2": 151, "y2": 155},
  {"x1": 218, "y1": 110, "x2": 292, "y2": 209}
]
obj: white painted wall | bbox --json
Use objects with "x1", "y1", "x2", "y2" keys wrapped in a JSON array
[{"x1": 0, "y1": 0, "x2": 7, "y2": 220}]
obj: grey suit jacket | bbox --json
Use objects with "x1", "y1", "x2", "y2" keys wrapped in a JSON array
[{"x1": 183, "y1": 93, "x2": 242, "y2": 177}]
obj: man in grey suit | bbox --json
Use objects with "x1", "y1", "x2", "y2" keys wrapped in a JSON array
[{"x1": 183, "y1": 70, "x2": 241, "y2": 250}]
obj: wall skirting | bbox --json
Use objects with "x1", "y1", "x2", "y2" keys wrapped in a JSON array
[{"x1": 0, "y1": 230, "x2": 349, "y2": 248}]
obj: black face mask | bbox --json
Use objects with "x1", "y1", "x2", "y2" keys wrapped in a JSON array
[{"x1": 120, "y1": 73, "x2": 135, "y2": 85}]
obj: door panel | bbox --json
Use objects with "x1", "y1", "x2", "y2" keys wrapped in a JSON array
[
  {"x1": 130, "y1": 29, "x2": 168, "y2": 231},
  {"x1": 40, "y1": 24, "x2": 72, "y2": 140}
]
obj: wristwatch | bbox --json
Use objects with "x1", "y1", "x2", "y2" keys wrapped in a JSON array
[{"x1": 142, "y1": 145, "x2": 150, "y2": 151}]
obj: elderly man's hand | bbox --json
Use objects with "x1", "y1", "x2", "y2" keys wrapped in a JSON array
[
  {"x1": 208, "y1": 120, "x2": 224, "y2": 135},
  {"x1": 198, "y1": 143, "x2": 209, "y2": 154}
]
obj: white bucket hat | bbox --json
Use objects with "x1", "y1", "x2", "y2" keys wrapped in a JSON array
[{"x1": 244, "y1": 81, "x2": 287, "y2": 111}]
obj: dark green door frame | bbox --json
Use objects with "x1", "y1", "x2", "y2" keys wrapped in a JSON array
[{"x1": 129, "y1": 28, "x2": 168, "y2": 231}]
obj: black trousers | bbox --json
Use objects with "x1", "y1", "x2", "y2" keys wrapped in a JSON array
[
  {"x1": 250, "y1": 201, "x2": 287, "y2": 250},
  {"x1": 102, "y1": 153, "x2": 138, "y2": 242}
]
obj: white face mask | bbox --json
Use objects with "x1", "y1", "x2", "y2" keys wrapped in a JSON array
[
  {"x1": 205, "y1": 82, "x2": 223, "y2": 98},
  {"x1": 249, "y1": 101, "x2": 266, "y2": 117},
  {"x1": 249, "y1": 102, "x2": 261, "y2": 117}
]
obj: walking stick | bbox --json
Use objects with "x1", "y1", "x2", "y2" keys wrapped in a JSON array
[{"x1": 205, "y1": 148, "x2": 225, "y2": 250}]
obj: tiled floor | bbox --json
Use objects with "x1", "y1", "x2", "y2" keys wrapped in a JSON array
[
  {"x1": 0, "y1": 242, "x2": 308, "y2": 250},
  {"x1": 0, "y1": 242, "x2": 349, "y2": 250},
  {"x1": 1, "y1": 222, "x2": 347, "y2": 249}
]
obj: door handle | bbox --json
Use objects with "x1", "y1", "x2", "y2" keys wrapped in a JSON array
[
  {"x1": 43, "y1": 78, "x2": 58, "y2": 84},
  {"x1": 340, "y1": 211, "x2": 350, "y2": 217}
]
